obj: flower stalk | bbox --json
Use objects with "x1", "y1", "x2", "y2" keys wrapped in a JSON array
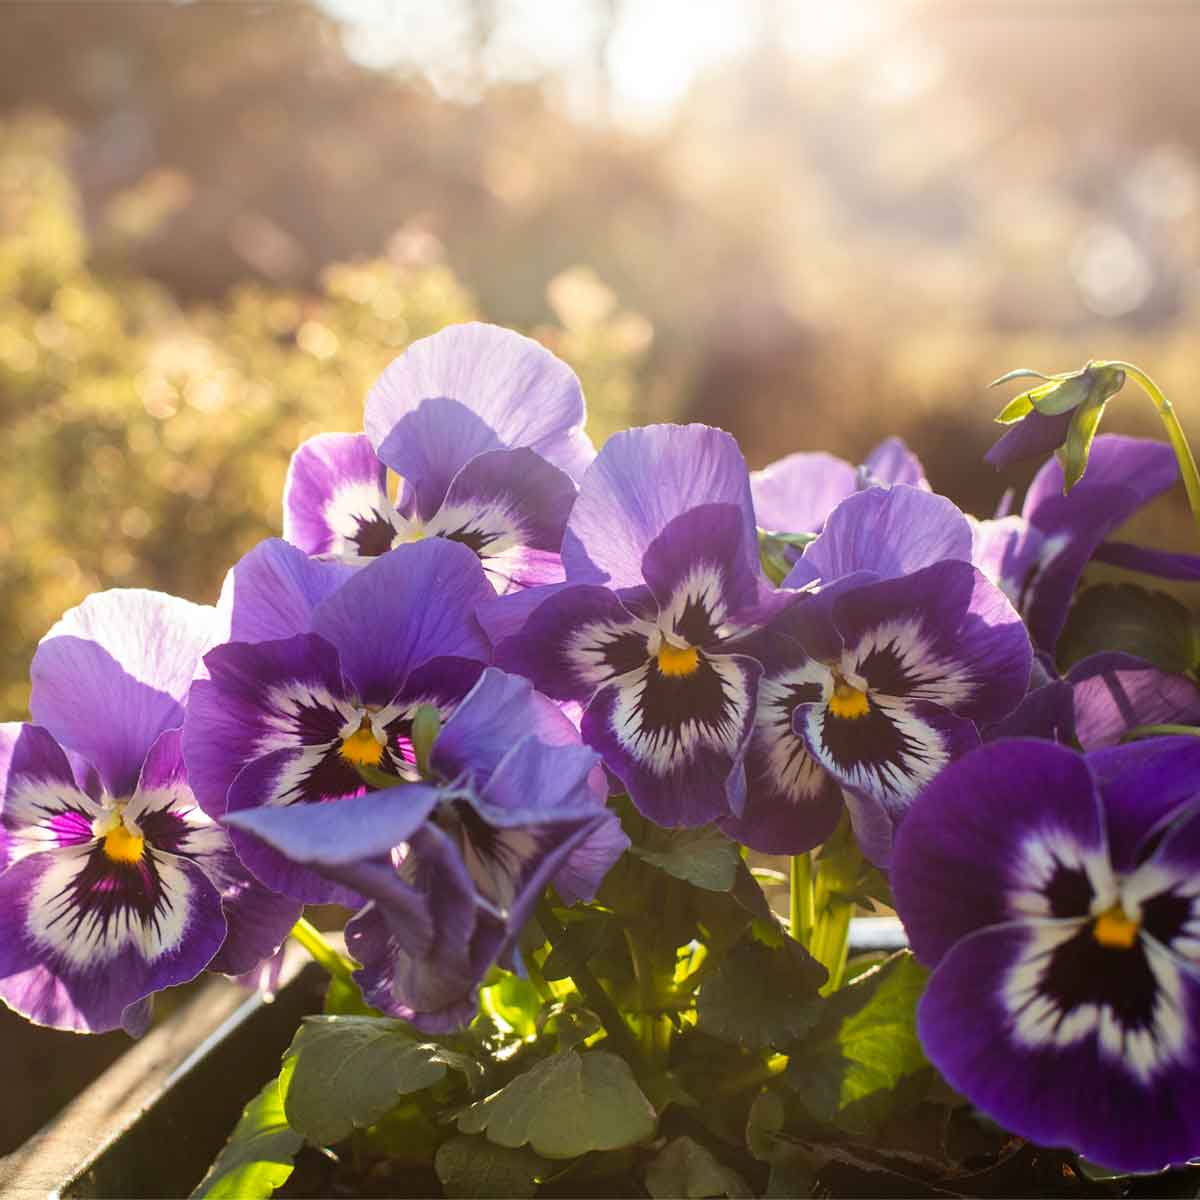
[
  {"x1": 789, "y1": 852, "x2": 814, "y2": 946},
  {"x1": 289, "y1": 916, "x2": 356, "y2": 986}
]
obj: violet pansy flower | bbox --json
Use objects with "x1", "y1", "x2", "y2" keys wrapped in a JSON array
[
  {"x1": 723, "y1": 485, "x2": 1031, "y2": 863},
  {"x1": 486, "y1": 423, "x2": 786, "y2": 829},
  {"x1": 182, "y1": 539, "x2": 495, "y2": 906},
  {"x1": 893, "y1": 736, "x2": 1200, "y2": 1173},
  {"x1": 283, "y1": 323, "x2": 589, "y2": 593},
  {"x1": 0, "y1": 591, "x2": 299, "y2": 1034},
  {"x1": 225, "y1": 669, "x2": 628, "y2": 1033}
]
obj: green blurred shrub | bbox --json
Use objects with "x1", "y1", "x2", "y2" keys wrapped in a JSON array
[{"x1": 0, "y1": 116, "x2": 650, "y2": 718}]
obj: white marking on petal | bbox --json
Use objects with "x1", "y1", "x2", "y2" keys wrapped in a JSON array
[
  {"x1": 2, "y1": 776, "x2": 102, "y2": 863},
  {"x1": 657, "y1": 561, "x2": 733, "y2": 643},
  {"x1": 1008, "y1": 828, "x2": 1116, "y2": 920},
  {"x1": 564, "y1": 617, "x2": 652, "y2": 690},
  {"x1": 426, "y1": 497, "x2": 524, "y2": 559},
  {"x1": 757, "y1": 661, "x2": 832, "y2": 800},
  {"x1": 843, "y1": 616, "x2": 974, "y2": 711},
  {"x1": 322, "y1": 480, "x2": 403, "y2": 561},
  {"x1": 255, "y1": 681, "x2": 358, "y2": 756}
]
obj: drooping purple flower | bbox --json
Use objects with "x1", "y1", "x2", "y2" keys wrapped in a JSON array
[
  {"x1": 182, "y1": 539, "x2": 495, "y2": 906},
  {"x1": 722, "y1": 486, "x2": 1031, "y2": 863},
  {"x1": 893, "y1": 736, "x2": 1200, "y2": 1173},
  {"x1": 486, "y1": 424, "x2": 788, "y2": 829},
  {"x1": 0, "y1": 591, "x2": 299, "y2": 1034},
  {"x1": 283, "y1": 324, "x2": 590, "y2": 592},
  {"x1": 972, "y1": 434, "x2": 1185, "y2": 653},
  {"x1": 224, "y1": 669, "x2": 627, "y2": 1033}
]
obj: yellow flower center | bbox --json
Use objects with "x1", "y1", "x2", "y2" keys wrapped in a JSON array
[
  {"x1": 1093, "y1": 903, "x2": 1139, "y2": 949},
  {"x1": 103, "y1": 823, "x2": 145, "y2": 864},
  {"x1": 828, "y1": 678, "x2": 870, "y2": 720},
  {"x1": 340, "y1": 718, "x2": 385, "y2": 767},
  {"x1": 657, "y1": 642, "x2": 700, "y2": 677}
]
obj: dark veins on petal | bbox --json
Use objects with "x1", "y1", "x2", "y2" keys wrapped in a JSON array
[
  {"x1": 674, "y1": 598, "x2": 719, "y2": 647},
  {"x1": 1039, "y1": 926, "x2": 1158, "y2": 1033},
  {"x1": 638, "y1": 654, "x2": 732, "y2": 742},
  {"x1": 353, "y1": 514, "x2": 396, "y2": 558},
  {"x1": 139, "y1": 806, "x2": 196, "y2": 856},
  {"x1": 52, "y1": 846, "x2": 175, "y2": 942},
  {"x1": 598, "y1": 630, "x2": 651, "y2": 678},
  {"x1": 1140, "y1": 890, "x2": 1193, "y2": 948},
  {"x1": 856, "y1": 639, "x2": 920, "y2": 697},
  {"x1": 443, "y1": 524, "x2": 501, "y2": 557},
  {"x1": 819, "y1": 699, "x2": 919, "y2": 779},
  {"x1": 1043, "y1": 861, "x2": 1094, "y2": 919},
  {"x1": 295, "y1": 748, "x2": 370, "y2": 804}
]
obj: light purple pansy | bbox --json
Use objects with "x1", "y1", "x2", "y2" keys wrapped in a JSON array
[
  {"x1": 972, "y1": 435, "x2": 1187, "y2": 653},
  {"x1": 183, "y1": 539, "x2": 495, "y2": 907},
  {"x1": 487, "y1": 424, "x2": 790, "y2": 830},
  {"x1": 0, "y1": 591, "x2": 299, "y2": 1034},
  {"x1": 224, "y1": 669, "x2": 627, "y2": 1033},
  {"x1": 283, "y1": 323, "x2": 591, "y2": 593},
  {"x1": 893, "y1": 737, "x2": 1200, "y2": 1173},
  {"x1": 721, "y1": 485, "x2": 1031, "y2": 863}
]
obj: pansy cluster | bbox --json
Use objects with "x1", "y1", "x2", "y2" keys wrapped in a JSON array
[{"x1": 4, "y1": 322, "x2": 1200, "y2": 1185}]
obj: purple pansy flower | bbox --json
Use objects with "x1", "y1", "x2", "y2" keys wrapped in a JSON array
[
  {"x1": 0, "y1": 591, "x2": 299, "y2": 1034},
  {"x1": 893, "y1": 737, "x2": 1200, "y2": 1173},
  {"x1": 283, "y1": 323, "x2": 591, "y2": 593},
  {"x1": 183, "y1": 539, "x2": 495, "y2": 906},
  {"x1": 224, "y1": 668, "x2": 628, "y2": 1033},
  {"x1": 723, "y1": 486, "x2": 1031, "y2": 863},
  {"x1": 486, "y1": 424, "x2": 788, "y2": 829},
  {"x1": 972, "y1": 435, "x2": 1188, "y2": 653}
]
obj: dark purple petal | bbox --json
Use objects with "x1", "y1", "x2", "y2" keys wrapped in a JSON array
[
  {"x1": 1087, "y1": 736, "x2": 1200, "y2": 874},
  {"x1": 310, "y1": 540, "x2": 492, "y2": 705},
  {"x1": 553, "y1": 809, "x2": 630, "y2": 905},
  {"x1": 918, "y1": 921, "x2": 1200, "y2": 1174},
  {"x1": 982, "y1": 679, "x2": 1076, "y2": 744},
  {"x1": 832, "y1": 560, "x2": 1032, "y2": 725},
  {"x1": 365, "y1": 323, "x2": 591, "y2": 518},
  {"x1": 283, "y1": 433, "x2": 396, "y2": 559},
  {"x1": 428, "y1": 447, "x2": 576, "y2": 593},
  {"x1": 216, "y1": 538, "x2": 357, "y2": 647},
  {"x1": 477, "y1": 580, "x2": 575, "y2": 648},
  {"x1": 30, "y1": 590, "x2": 216, "y2": 798},
  {"x1": 862, "y1": 437, "x2": 929, "y2": 490},
  {"x1": 0, "y1": 723, "x2": 98, "y2": 871},
  {"x1": 1093, "y1": 540, "x2": 1200, "y2": 581},
  {"x1": 492, "y1": 585, "x2": 648, "y2": 705},
  {"x1": 582, "y1": 652, "x2": 761, "y2": 828},
  {"x1": 788, "y1": 486, "x2": 973, "y2": 587},
  {"x1": 562, "y1": 424, "x2": 757, "y2": 590},
  {"x1": 1068, "y1": 652, "x2": 1200, "y2": 750},
  {"x1": 750, "y1": 451, "x2": 856, "y2": 535},
  {"x1": 183, "y1": 633, "x2": 350, "y2": 818},
  {"x1": 970, "y1": 515, "x2": 1044, "y2": 611},
  {"x1": 0, "y1": 842, "x2": 225, "y2": 1033},
  {"x1": 892, "y1": 740, "x2": 1106, "y2": 966},
  {"x1": 984, "y1": 409, "x2": 1073, "y2": 470}
]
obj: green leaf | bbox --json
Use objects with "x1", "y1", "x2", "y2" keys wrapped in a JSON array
[
  {"x1": 480, "y1": 968, "x2": 542, "y2": 1040},
  {"x1": 1057, "y1": 582, "x2": 1199, "y2": 676},
  {"x1": 456, "y1": 1049, "x2": 657, "y2": 1159},
  {"x1": 644, "y1": 1136, "x2": 753, "y2": 1199},
  {"x1": 190, "y1": 1077, "x2": 302, "y2": 1199},
  {"x1": 1061, "y1": 393, "x2": 1109, "y2": 490},
  {"x1": 992, "y1": 392, "x2": 1034, "y2": 424},
  {"x1": 697, "y1": 940, "x2": 825, "y2": 1049},
  {"x1": 540, "y1": 915, "x2": 611, "y2": 981},
  {"x1": 323, "y1": 972, "x2": 383, "y2": 1017},
  {"x1": 434, "y1": 1135, "x2": 547, "y2": 1198},
  {"x1": 633, "y1": 824, "x2": 740, "y2": 891},
  {"x1": 786, "y1": 952, "x2": 930, "y2": 1135},
  {"x1": 988, "y1": 367, "x2": 1053, "y2": 388},
  {"x1": 281, "y1": 1015, "x2": 479, "y2": 1146}
]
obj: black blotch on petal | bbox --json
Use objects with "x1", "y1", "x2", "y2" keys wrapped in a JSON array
[
  {"x1": 856, "y1": 639, "x2": 920, "y2": 697},
  {"x1": 675, "y1": 597, "x2": 719, "y2": 647},
  {"x1": 819, "y1": 699, "x2": 917, "y2": 776},
  {"x1": 1040, "y1": 925, "x2": 1158, "y2": 1033},
  {"x1": 353, "y1": 513, "x2": 397, "y2": 557},
  {"x1": 636, "y1": 654, "x2": 735, "y2": 744},
  {"x1": 1141, "y1": 889, "x2": 1193, "y2": 948},
  {"x1": 1043, "y1": 860, "x2": 1094, "y2": 919}
]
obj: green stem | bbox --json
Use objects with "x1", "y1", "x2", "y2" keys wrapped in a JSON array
[
  {"x1": 1121, "y1": 722, "x2": 1200, "y2": 742},
  {"x1": 535, "y1": 896, "x2": 643, "y2": 1065},
  {"x1": 810, "y1": 899, "x2": 853, "y2": 995},
  {"x1": 1103, "y1": 361, "x2": 1200, "y2": 539},
  {"x1": 789, "y1": 852, "x2": 814, "y2": 946},
  {"x1": 290, "y1": 917, "x2": 355, "y2": 985}
]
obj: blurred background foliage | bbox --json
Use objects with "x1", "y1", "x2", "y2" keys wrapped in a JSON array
[{"x1": 2, "y1": 0, "x2": 1199, "y2": 718}]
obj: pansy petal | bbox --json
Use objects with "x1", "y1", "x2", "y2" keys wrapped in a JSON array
[
  {"x1": 788, "y1": 485, "x2": 973, "y2": 587},
  {"x1": 0, "y1": 723, "x2": 99, "y2": 870},
  {"x1": 31, "y1": 590, "x2": 216, "y2": 798},
  {"x1": 969, "y1": 514, "x2": 1045, "y2": 612},
  {"x1": 562, "y1": 424, "x2": 757, "y2": 590},
  {"x1": 365, "y1": 323, "x2": 590, "y2": 517},
  {"x1": 283, "y1": 433, "x2": 398, "y2": 559},
  {"x1": 984, "y1": 408, "x2": 1073, "y2": 470},
  {"x1": 183, "y1": 633, "x2": 352, "y2": 818},
  {"x1": 1087, "y1": 736, "x2": 1200, "y2": 874},
  {"x1": 553, "y1": 810, "x2": 630, "y2": 905},
  {"x1": 832, "y1": 560, "x2": 1032, "y2": 725},
  {"x1": 582, "y1": 653, "x2": 761, "y2": 828},
  {"x1": 427, "y1": 447, "x2": 576, "y2": 593},
  {"x1": 862, "y1": 437, "x2": 929, "y2": 490},
  {"x1": 891, "y1": 739, "x2": 1108, "y2": 966},
  {"x1": 918, "y1": 921, "x2": 1200, "y2": 1174},
  {"x1": 982, "y1": 679, "x2": 1076, "y2": 744},
  {"x1": 798, "y1": 695, "x2": 979, "y2": 857},
  {"x1": 311, "y1": 540, "x2": 492, "y2": 705},
  {"x1": 493, "y1": 586, "x2": 649, "y2": 704},
  {"x1": 216, "y1": 538, "x2": 357, "y2": 647},
  {"x1": 1068, "y1": 652, "x2": 1200, "y2": 751},
  {"x1": 0, "y1": 843, "x2": 225, "y2": 1032},
  {"x1": 751, "y1": 451, "x2": 856, "y2": 535},
  {"x1": 1093, "y1": 540, "x2": 1200, "y2": 581}
]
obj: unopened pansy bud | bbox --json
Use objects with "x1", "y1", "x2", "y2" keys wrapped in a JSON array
[{"x1": 410, "y1": 703, "x2": 442, "y2": 777}]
